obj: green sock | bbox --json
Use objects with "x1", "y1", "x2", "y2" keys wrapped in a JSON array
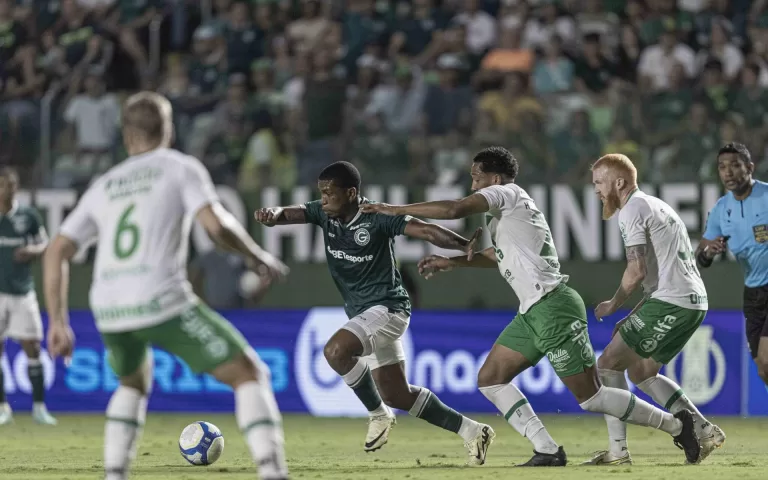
[
  {"x1": 408, "y1": 387, "x2": 462, "y2": 433},
  {"x1": 28, "y1": 359, "x2": 44, "y2": 403},
  {"x1": 342, "y1": 361, "x2": 383, "y2": 412},
  {"x1": 0, "y1": 368, "x2": 5, "y2": 403}
]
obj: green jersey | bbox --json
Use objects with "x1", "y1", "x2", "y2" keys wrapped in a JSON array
[
  {"x1": 304, "y1": 198, "x2": 411, "y2": 318},
  {"x1": 0, "y1": 204, "x2": 46, "y2": 295}
]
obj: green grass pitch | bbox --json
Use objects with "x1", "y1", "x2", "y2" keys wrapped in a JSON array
[{"x1": 1, "y1": 414, "x2": 766, "y2": 479}]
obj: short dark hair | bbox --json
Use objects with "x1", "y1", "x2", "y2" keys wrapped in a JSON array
[
  {"x1": 318, "y1": 161, "x2": 361, "y2": 191},
  {"x1": 718, "y1": 142, "x2": 752, "y2": 165},
  {"x1": 473, "y1": 146, "x2": 519, "y2": 181}
]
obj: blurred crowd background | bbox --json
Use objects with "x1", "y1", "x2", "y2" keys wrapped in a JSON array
[{"x1": 3, "y1": 0, "x2": 768, "y2": 192}]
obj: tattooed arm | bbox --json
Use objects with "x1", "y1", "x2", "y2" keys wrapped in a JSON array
[{"x1": 595, "y1": 244, "x2": 648, "y2": 320}]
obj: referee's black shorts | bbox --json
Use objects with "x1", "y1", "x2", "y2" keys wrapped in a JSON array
[{"x1": 744, "y1": 283, "x2": 768, "y2": 358}]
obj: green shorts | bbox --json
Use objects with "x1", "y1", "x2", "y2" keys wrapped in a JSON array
[
  {"x1": 619, "y1": 299, "x2": 706, "y2": 364},
  {"x1": 495, "y1": 283, "x2": 596, "y2": 378},
  {"x1": 101, "y1": 303, "x2": 249, "y2": 377}
]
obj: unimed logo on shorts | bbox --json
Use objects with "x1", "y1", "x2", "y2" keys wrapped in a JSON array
[{"x1": 294, "y1": 308, "x2": 413, "y2": 417}]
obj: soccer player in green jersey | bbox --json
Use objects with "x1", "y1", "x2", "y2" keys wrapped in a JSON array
[
  {"x1": 44, "y1": 92, "x2": 290, "y2": 480},
  {"x1": 255, "y1": 161, "x2": 496, "y2": 465},
  {"x1": 589, "y1": 154, "x2": 724, "y2": 465},
  {"x1": 361, "y1": 147, "x2": 701, "y2": 466},
  {"x1": 0, "y1": 167, "x2": 57, "y2": 426}
]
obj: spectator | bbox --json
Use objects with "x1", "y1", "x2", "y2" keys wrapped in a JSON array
[
  {"x1": 637, "y1": 20, "x2": 695, "y2": 91},
  {"x1": 248, "y1": 59, "x2": 286, "y2": 119},
  {"x1": 366, "y1": 63, "x2": 427, "y2": 135},
  {"x1": 731, "y1": 63, "x2": 768, "y2": 152},
  {"x1": 288, "y1": 0, "x2": 332, "y2": 53},
  {"x1": 238, "y1": 109, "x2": 296, "y2": 192},
  {"x1": 58, "y1": 68, "x2": 120, "y2": 187},
  {"x1": 531, "y1": 35, "x2": 574, "y2": 95},
  {"x1": 575, "y1": 0, "x2": 620, "y2": 51},
  {"x1": 663, "y1": 102, "x2": 719, "y2": 181},
  {"x1": 480, "y1": 22, "x2": 533, "y2": 74},
  {"x1": 640, "y1": 0, "x2": 694, "y2": 45},
  {"x1": 453, "y1": 0, "x2": 497, "y2": 56},
  {"x1": 49, "y1": 0, "x2": 110, "y2": 98},
  {"x1": 479, "y1": 71, "x2": 544, "y2": 134},
  {"x1": 616, "y1": 24, "x2": 643, "y2": 83},
  {"x1": 105, "y1": 0, "x2": 162, "y2": 84},
  {"x1": 298, "y1": 48, "x2": 346, "y2": 184},
  {"x1": 697, "y1": 59, "x2": 732, "y2": 119},
  {"x1": 225, "y1": 1, "x2": 263, "y2": 75},
  {"x1": 696, "y1": 17, "x2": 743, "y2": 82},
  {"x1": 551, "y1": 109, "x2": 602, "y2": 183},
  {"x1": 642, "y1": 62, "x2": 693, "y2": 148},
  {"x1": 422, "y1": 54, "x2": 474, "y2": 137},
  {"x1": 521, "y1": 2, "x2": 577, "y2": 53},
  {"x1": 575, "y1": 33, "x2": 619, "y2": 96},
  {"x1": 389, "y1": 0, "x2": 447, "y2": 59}
]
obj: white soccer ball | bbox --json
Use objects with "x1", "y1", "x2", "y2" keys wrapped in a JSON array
[{"x1": 179, "y1": 421, "x2": 225, "y2": 466}]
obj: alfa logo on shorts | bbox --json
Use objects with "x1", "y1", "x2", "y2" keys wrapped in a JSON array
[
  {"x1": 354, "y1": 228, "x2": 370, "y2": 246},
  {"x1": 640, "y1": 338, "x2": 658, "y2": 353},
  {"x1": 581, "y1": 343, "x2": 594, "y2": 361}
]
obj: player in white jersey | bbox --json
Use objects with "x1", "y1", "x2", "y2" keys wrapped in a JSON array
[
  {"x1": 589, "y1": 153, "x2": 725, "y2": 465},
  {"x1": 42, "y1": 92, "x2": 290, "y2": 480},
  {"x1": 361, "y1": 147, "x2": 702, "y2": 466}
]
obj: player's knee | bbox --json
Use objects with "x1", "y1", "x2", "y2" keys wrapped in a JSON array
[
  {"x1": 626, "y1": 361, "x2": 657, "y2": 385},
  {"x1": 20, "y1": 340, "x2": 41, "y2": 358},
  {"x1": 211, "y1": 353, "x2": 261, "y2": 389},
  {"x1": 477, "y1": 361, "x2": 507, "y2": 388},
  {"x1": 323, "y1": 340, "x2": 352, "y2": 368},
  {"x1": 120, "y1": 372, "x2": 151, "y2": 396},
  {"x1": 596, "y1": 350, "x2": 622, "y2": 371}
]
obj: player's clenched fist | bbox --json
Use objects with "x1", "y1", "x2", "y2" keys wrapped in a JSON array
[
  {"x1": 253, "y1": 251, "x2": 290, "y2": 282},
  {"x1": 254, "y1": 207, "x2": 284, "y2": 226}
]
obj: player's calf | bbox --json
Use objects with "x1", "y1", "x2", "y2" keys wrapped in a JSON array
[
  {"x1": 20, "y1": 339, "x2": 56, "y2": 425},
  {"x1": 213, "y1": 352, "x2": 289, "y2": 480}
]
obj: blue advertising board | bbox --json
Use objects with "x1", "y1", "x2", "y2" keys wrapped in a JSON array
[
  {"x1": 0, "y1": 308, "x2": 750, "y2": 415},
  {"x1": 747, "y1": 350, "x2": 768, "y2": 416}
]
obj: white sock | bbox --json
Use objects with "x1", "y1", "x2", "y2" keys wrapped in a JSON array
[
  {"x1": 636, "y1": 374, "x2": 713, "y2": 438},
  {"x1": 480, "y1": 384, "x2": 558, "y2": 454},
  {"x1": 457, "y1": 416, "x2": 482, "y2": 442},
  {"x1": 235, "y1": 380, "x2": 288, "y2": 480},
  {"x1": 580, "y1": 386, "x2": 682, "y2": 436},
  {"x1": 598, "y1": 369, "x2": 629, "y2": 456},
  {"x1": 104, "y1": 386, "x2": 147, "y2": 478}
]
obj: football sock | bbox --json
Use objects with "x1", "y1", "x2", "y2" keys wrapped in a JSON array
[
  {"x1": 235, "y1": 380, "x2": 289, "y2": 480},
  {"x1": 580, "y1": 386, "x2": 682, "y2": 436},
  {"x1": 479, "y1": 384, "x2": 559, "y2": 454},
  {"x1": 598, "y1": 369, "x2": 629, "y2": 456},
  {"x1": 104, "y1": 386, "x2": 146, "y2": 478},
  {"x1": 342, "y1": 360, "x2": 386, "y2": 414},
  {"x1": 636, "y1": 374, "x2": 713, "y2": 438},
  {"x1": 408, "y1": 387, "x2": 466, "y2": 436},
  {"x1": 28, "y1": 358, "x2": 45, "y2": 403}
]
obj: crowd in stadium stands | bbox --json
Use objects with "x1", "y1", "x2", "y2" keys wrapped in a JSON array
[{"x1": 2, "y1": 0, "x2": 768, "y2": 190}]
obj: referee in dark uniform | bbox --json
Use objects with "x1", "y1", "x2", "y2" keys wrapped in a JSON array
[{"x1": 697, "y1": 143, "x2": 768, "y2": 386}]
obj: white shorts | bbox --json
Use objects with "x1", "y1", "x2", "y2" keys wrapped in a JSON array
[
  {"x1": 0, "y1": 291, "x2": 44, "y2": 341},
  {"x1": 342, "y1": 305, "x2": 410, "y2": 371}
]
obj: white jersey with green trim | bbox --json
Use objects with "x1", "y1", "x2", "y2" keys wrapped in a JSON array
[
  {"x1": 618, "y1": 190, "x2": 708, "y2": 310},
  {"x1": 59, "y1": 148, "x2": 219, "y2": 332},
  {"x1": 477, "y1": 184, "x2": 568, "y2": 313}
]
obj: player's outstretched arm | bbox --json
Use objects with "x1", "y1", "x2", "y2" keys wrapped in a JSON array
[
  {"x1": 42, "y1": 235, "x2": 78, "y2": 360},
  {"x1": 403, "y1": 218, "x2": 482, "y2": 256},
  {"x1": 254, "y1": 206, "x2": 308, "y2": 226},
  {"x1": 417, "y1": 247, "x2": 497, "y2": 279},
  {"x1": 197, "y1": 203, "x2": 290, "y2": 282},
  {"x1": 359, "y1": 194, "x2": 490, "y2": 220},
  {"x1": 595, "y1": 244, "x2": 648, "y2": 320}
]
